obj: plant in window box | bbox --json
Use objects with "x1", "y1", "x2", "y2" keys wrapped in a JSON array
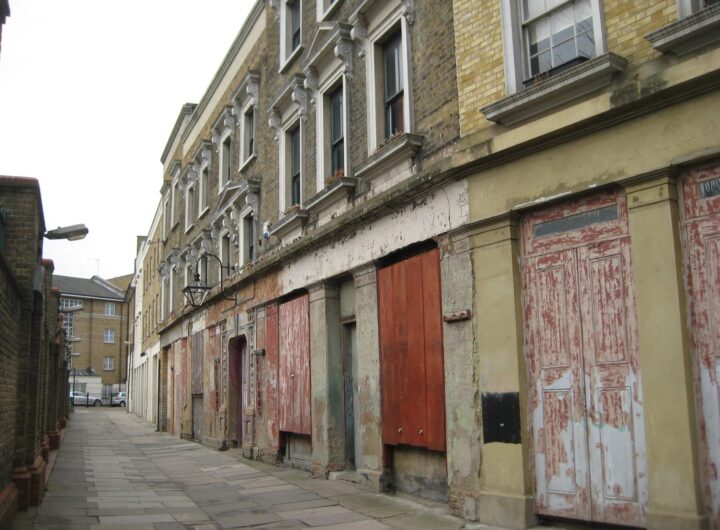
[
  {"x1": 283, "y1": 204, "x2": 301, "y2": 216},
  {"x1": 324, "y1": 169, "x2": 345, "y2": 188},
  {"x1": 376, "y1": 130, "x2": 403, "y2": 151}
]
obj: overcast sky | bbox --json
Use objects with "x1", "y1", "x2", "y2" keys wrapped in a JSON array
[{"x1": 0, "y1": 0, "x2": 255, "y2": 280}]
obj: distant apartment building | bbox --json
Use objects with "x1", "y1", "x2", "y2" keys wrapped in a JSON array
[{"x1": 53, "y1": 275, "x2": 129, "y2": 401}]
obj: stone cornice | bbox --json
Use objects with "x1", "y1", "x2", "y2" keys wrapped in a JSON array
[
  {"x1": 161, "y1": 103, "x2": 196, "y2": 165},
  {"x1": 180, "y1": 0, "x2": 266, "y2": 145}
]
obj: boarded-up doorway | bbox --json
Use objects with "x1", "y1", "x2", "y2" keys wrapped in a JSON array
[
  {"x1": 377, "y1": 247, "x2": 447, "y2": 501},
  {"x1": 278, "y1": 294, "x2": 311, "y2": 467},
  {"x1": 191, "y1": 331, "x2": 204, "y2": 443},
  {"x1": 229, "y1": 336, "x2": 248, "y2": 447},
  {"x1": 521, "y1": 191, "x2": 647, "y2": 526},
  {"x1": 680, "y1": 162, "x2": 720, "y2": 528}
]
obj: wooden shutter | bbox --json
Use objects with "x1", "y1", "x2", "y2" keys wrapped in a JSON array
[{"x1": 378, "y1": 248, "x2": 446, "y2": 451}]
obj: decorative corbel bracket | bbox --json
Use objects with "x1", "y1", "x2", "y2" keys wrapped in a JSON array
[
  {"x1": 303, "y1": 66, "x2": 319, "y2": 105},
  {"x1": 402, "y1": 0, "x2": 415, "y2": 25},
  {"x1": 349, "y1": 13, "x2": 367, "y2": 57},
  {"x1": 268, "y1": 0, "x2": 280, "y2": 20},
  {"x1": 291, "y1": 81, "x2": 309, "y2": 122},
  {"x1": 334, "y1": 36, "x2": 354, "y2": 78},
  {"x1": 268, "y1": 107, "x2": 282, "y2": 142}
]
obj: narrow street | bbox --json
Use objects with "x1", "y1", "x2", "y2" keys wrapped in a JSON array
[{"x1": 11, "y1": 409, "x2": 473, "y2": 530}]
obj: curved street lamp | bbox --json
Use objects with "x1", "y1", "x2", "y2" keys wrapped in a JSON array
[
  {"x1": 182, "y1": 252, "x2": 235, "y2": 307},
  {"x1": 44, "y1": 224, "x2": 89, "y2": 241}
]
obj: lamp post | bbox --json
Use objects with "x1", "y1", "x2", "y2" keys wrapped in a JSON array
[
  {"x1": 47, "y1": 223, "x2": 88, "y2": 412},
  {"x1": 44, "y1": 224, "x2": 89, "y2": 241},
  {"x1": 182, "y1": 252, "x2": 235, "y2": 307}
]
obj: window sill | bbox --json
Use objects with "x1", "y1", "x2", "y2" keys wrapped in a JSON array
[
  {"x1": 184, "y1": 223, "x2": 194, "y2": 235},
  {"x1": 645, "y1": 3, "x2": 720, "y2": 56},
  {"x1": 481, "y1": 53, "x2": 628, "y2": 126},
  {"x1": 269, "y1": 207, "x2": 310, "y2": 241},
  {"x1": 280, "y1": 45, "x2": 304, "y2": 74},
  {"x1": 355, "y1": 132, "x2": 424, "y2": 182},
  {"x1": 198, "y1": 207, "x2": 210, "y2": 219},
  {"x1": 239, "y1": 153, "x2": 257, "y2": 173},
  {"x1": 305, "y1": 177, "x2": 357, "y2": 213},
  {"x1": 171, "y1": 220, "x2": 180, "y2": 230}
]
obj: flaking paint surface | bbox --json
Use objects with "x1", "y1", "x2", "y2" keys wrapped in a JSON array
[
  {"x1": 680, "y1": 161, "x2": 720, "y2": 529},
  {"x1": 522, "y1": 191, "x2": 647, "y2": 526}
]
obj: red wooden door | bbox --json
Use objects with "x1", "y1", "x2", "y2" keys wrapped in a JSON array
[
  {"x1": 522, "y1": 192, "x2": 647, "y2": 526},
  {"x1": 681, "y1": 162, "x2": 720, "y2": 529},
  {"x1": 378, "y1": 248, "x2": 446, "y2": 452},
  {"x1": 278, "y1": 294, "x2": 311, "y2": 436}
]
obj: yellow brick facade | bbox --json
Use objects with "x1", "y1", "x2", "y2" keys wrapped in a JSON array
[
  {"x1": 454, "y1": 0, "x2": 682, "y2": 138},
  {"x1": 453, "y1": 0, "x2": 505, "y2": 136}
]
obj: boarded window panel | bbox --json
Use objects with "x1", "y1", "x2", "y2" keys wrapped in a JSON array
[
  {"x1": 278, "y1": 295, "x2": 311, "y2": 436},
  {"x1": 422, "y1": 249, "x2": 446, "y2": 451},
  {"x1": 191, "y1": 331, "x2": 204, "y2": 395},
  {"x1": 378, "y1": 248, "x2": 446, "y2": 451},
  {"x1": 265, "y1": 303, "x2": 280, "y2": 449},
  {"x1": 404, "y1": 254, "x2": 426, "y2": 448},
  {"x1": 378, "y1": 264, "x2": 399, "y2": 446}
]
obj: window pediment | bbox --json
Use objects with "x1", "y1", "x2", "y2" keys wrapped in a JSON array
[
  {"x1": 211, "y1": 107, "x2": 236, "y2": 146},
  {"x1": 302, "y1": 22, "x2": 354, "y2": 79},
  {"x1": 232, "y1": 71, "x2": 261, "y2": 115},
  {"x1": 267, "y1": 74, "x2": 307, "y2": 140},
  {"x1": 192, "y1": 141, "x2": 213, "y2": 167}
]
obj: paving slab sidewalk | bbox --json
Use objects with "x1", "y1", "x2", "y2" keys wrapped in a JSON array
[{"x1": 10, "y1": 409, "x2": 520, "y2": 530}]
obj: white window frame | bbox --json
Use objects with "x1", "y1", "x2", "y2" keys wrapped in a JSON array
[
  {"x1": 240, "y1": 207, "x2": 255, "y2": 266},
  {"x1": 219, "y1": 132, "x2": 233, "y2": 191},
  {"x1": 104, "y1": 329, "x2": 115, "y2": 344},
  {"x1": 317, "y1": 75, "x2": 349, "y2": 187},
  {"x1": 677, "y1": 0, "x2": 714, "y2": 17},
  {"x1": 103, "y1": 356, "x2": 114, "y2": 371},
  {"x1": 171, "y1": 165, "x2": 181, "y2": 228},
  {"x1": 219, "y1": 229, "x2": 232, "y2": 278},
  {"x1": 362, "y1": 4, "x2": 415, "y2": 155},
  {"x1": 500, "y1": 0, "x2": 606, "y2": 95},
  {"x1": 280, "y1": 0, "x2": 303, "y2": 70},
  {"x1": 184, "y1": 168, "x2": 197, "y2": 233},
  {"x1": 198, "y1": 161, "x2": 210, "y2": 218},
  {"x1": 240, "y1": 100, "x2": 256, "y2": 169},
  {"x1": 104, "y1": 302, "x2": 116, "y2": 316},
  {"x1": 280, "y1": 119, "x2": 303, "y2": 213},
  {"x1": 163, "y1": 195, "x2": 171, "y2": 240},
  {"x1": 317, "y1": 0, "x2": 341, "y2": 21}
]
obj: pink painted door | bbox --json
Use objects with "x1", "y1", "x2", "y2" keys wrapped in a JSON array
[
  {"x1": 522, "y1": 191, "x2": 647, "y2": 526},
  {"x1": 278, "y1": 294, "x2": 311, "y2": 436},
  {"x1": 681, "y1": 162, "x2": 720, "y2": 529}
]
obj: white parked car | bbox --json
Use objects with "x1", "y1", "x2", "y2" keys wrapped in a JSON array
[
  {"x1": 111, "y1": 391, "x2": 127, "y2": 407},
  {"x1": 70, "y1": 391, "x2": 102, "y2": 407}
]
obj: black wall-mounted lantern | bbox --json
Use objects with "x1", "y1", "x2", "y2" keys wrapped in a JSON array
[{"x1": 182, "y1": 252, "x2": 235, "y2": 308}]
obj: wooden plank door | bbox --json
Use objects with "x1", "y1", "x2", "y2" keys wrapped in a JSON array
[
  {"x1": 378, "y1": 248, "x2": 446, "y2": 452},
  {"x1": 681, "y1": 163, "x2": 720, "y2": 529},
  {"x1": 522, "y1": 192, "x2": 647, "y2": 526},
  {"x1": 278, "y1": 294, "x2": 311, "y2": 436}
]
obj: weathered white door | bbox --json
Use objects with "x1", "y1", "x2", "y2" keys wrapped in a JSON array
[
  {"x1": 681, "y1": 162, "x2": 720, "y2": 529},
  {"x1": 522, "y1": 191, "x2": 647, "y2": 526}
]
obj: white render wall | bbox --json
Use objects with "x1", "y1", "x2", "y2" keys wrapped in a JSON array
[{"x1": 280, "y1": 179, "x2": 469, "y2": 294}]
